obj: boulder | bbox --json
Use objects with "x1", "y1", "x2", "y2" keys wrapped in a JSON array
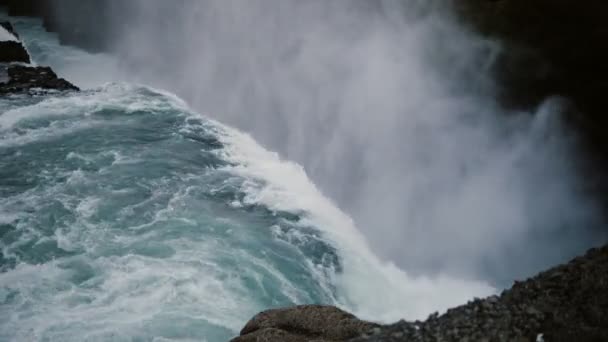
[{"x1": 232, "y1": 305, "x2": 379, "y2": 342}]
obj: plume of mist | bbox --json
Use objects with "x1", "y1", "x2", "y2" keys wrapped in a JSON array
[{"x1": 52, "y1": 0, "x2": 605, "y2": 285}]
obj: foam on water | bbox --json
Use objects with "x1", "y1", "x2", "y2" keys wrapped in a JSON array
[
  {"x1": 0, "y1": 11, "x2": 496, "y2": 336},
  {"x1": 213, "y1": 120, "x2": 496, "y2": 321},
  {"x1": 0, "y1": 84, "x2": 496, "y2": 342},
  {"x1": 0, "y1": 85, "x2": 344, "y2": 341}
]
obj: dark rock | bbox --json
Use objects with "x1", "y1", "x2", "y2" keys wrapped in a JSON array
[
  {"x1": 232, "y1": 305, "x2": 379, "y2": 342},
  {"x1": 0, "y1": 21, "x2": 19, "y2": 39},
  {"x1": 232, "y1": 328, "x2": 313, "y2": 342},
  {"x1": 0, "y1": 21, "x2": 78, "y2": 94},
  {"x1": 234, "y1": 245, "x2": 608, "y2": 342},
  {"x1": 353, "y1": 244, "x2": 608, "y2": 342},
  {"x1": 0, "y1": 65, "x2": 79, "y2": 94},
  {"x1": 0, "y1": 41, "x2": 30, "y2": 63}
]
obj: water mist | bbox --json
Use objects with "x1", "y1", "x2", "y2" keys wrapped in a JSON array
[{"x1": 49, "y1": 0, "x2": 606, "y2": 286}]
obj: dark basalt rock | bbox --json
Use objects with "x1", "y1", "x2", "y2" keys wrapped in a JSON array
[
  {"x1": 0, "y1": 65, "x2": 79, "y2": 94},
  {"x1": 353, "y1": 245, "x2": 608, "y2": 341},
  {"x1": 231, "y1": 305, "x2": 380, "y2": 342},
  {"x1": 233, "y1": 245, "x2": 608, "y2": 342},
  {"x1": 0, "y1": 41, "x2": 30, "y2": 63}
]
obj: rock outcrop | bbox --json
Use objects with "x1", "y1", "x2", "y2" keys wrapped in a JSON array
[
  {"x1": 0, "y1": 21, "x2": 78, "y2": 94},
  {"x1": 231, "y1": 305, "x2": 379, "y2": 342},
  {"x1": 0, "y1": 65, "x2": 78, "y2": 94},
  {"x1": 0, "y1": 40, "x2": 29, "y2": 63},
  {"x1": 233, "y1": 244, "x2": 608, "y2": 342}
]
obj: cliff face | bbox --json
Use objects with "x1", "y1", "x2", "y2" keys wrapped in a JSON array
[{"x1": 452, "y1": 0, "x2": 608, "y2": 157}]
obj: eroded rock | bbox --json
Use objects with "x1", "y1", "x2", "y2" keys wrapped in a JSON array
[
  {"x1": 0, "y1": 20, "x2": 78, "y2": 94},
  {"x1": 234, "y1": 245, "x2": 608, "y2": 342},
  {"x1": 232, "y1": 305, "x2": 379, "y2": 342},
  {"x1": 0, "y1": 65, "x2": 79, "y2": 94},
  {"x1": 353, "y1": 245, "x2": 608, "y2": 342}
]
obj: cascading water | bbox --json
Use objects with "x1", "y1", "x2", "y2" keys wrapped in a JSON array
[
  {"x1": 0, "y1": 13, "x2": 495, "y2": 341},
  {"x1": 86, "y1": 0, "x2": 604, "y2": 283},
  {"x1": 1, "y1": 2, "x2": 605, "y2": 341}
]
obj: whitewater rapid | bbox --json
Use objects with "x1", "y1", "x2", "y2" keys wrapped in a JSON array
[
  {"x1": 0, "y1": 11, "x2": 499, "y2": 342},
  {"x1": 0, "y1": 82, "x2": 494, "y2": 341}
]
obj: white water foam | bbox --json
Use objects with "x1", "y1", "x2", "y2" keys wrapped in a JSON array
[
  {"x1": 0, "y1": 83, "x2": 187, "y2": 131},
  {"x1": 1, "y1": 85, "x2": 349, "y2": 340},
  {"x1": 0, "y1": 83, "x2": 493, "y2": 340},
  {"x1": 212, "y1": 120, "x2": 496, "y2": 322},
  {"x1": 19, "y1": 84, "x2": 495, "y2": 322}
]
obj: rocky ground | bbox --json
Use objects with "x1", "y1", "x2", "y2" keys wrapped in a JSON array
[
  {"x1": 0, "y1": 20, "x2": 78, "y2": 94},
  {"x1": 232, "y1": 244, "x2": 608, "y2": 341}
]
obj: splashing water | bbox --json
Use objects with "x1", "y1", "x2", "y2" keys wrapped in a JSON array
[{"x1": 1, "y1": 4, "x2": 605, "y2": 342}]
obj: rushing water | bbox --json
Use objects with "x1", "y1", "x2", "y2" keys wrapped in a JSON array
[
  {"x1": 0, "y1": 83, "x2": 342, "y2": 340},
  {"x1": 0, "y1": 15, "x2": 495, "y2": 342}
]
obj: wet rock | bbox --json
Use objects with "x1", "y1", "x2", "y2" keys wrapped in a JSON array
[
  {"x1": 352, "y1": 244, "x2": 608, "y2": 342},
  {"x1": 231, "y1": 305, "x2": 379, "y2": 342},
  {"x1": 0, "y1": 65, "x2": 79, "y2": 94},
  {"x1": 0, "y1": 21, "x2": 19, "y2": 39},
  {"x1": 234, "y1": 245, "x2": 608, "y2": 342},
  {"x1": 0, "y1": 41, "x2": 30, "y2": 64},
  {"x1": 0, "y1": 21, "x2": 78, "y2": 94}
]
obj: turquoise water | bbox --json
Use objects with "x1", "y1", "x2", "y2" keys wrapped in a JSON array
[
  {"x1": 0, "y1": 85, "x2": 496, "y2": 342},
  {"x1": 0, "y1": 85, "x2": 342, "y2": 341},
  {"x1": 0, "y1": 13, "x2": 497, "y2": 342}
]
